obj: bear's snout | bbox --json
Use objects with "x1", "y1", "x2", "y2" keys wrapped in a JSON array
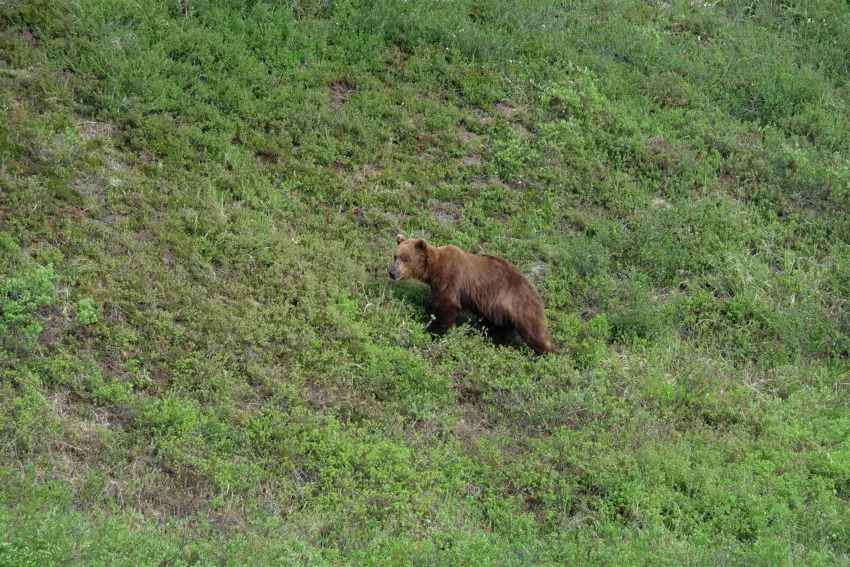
[{"x1": 389, "y1": 267, "x2": 400, "y2": 280}]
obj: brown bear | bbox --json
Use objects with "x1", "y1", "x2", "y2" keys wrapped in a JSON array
[{"x1": 389, "y1": 235, "x2": 555, "y2": 355}]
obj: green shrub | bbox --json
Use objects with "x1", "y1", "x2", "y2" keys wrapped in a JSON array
[
  {"x1": 1, "y1": 266, "x2": 57, "y2": 345},
  {"x1": 75, "y1": 297, "x2": 100, "y2": 326}
]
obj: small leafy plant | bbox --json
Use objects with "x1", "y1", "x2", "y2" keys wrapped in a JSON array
[
  {"x1": 75, "y1": 297, "x2": 100, "y2": 326},
  {"x1": 1, "y1": 266, "x2": 57, "y2": 345}
]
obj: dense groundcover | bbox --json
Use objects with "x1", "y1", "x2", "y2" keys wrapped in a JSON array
[{"x1": 1, "y1": 0, "x2": 849, "y2": 564}]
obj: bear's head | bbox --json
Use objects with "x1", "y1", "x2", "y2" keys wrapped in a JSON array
[{"x1": 389, "y1": 234, "x2": 430, "y2": 281}]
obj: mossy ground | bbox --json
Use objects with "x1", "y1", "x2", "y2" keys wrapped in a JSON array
[{"x1": 1, "y1": 0, "x2": 849, "y2": 564}]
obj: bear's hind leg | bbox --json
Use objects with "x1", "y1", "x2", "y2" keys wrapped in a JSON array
[
  {"x1": 517, "y1": 325, "x2": 556, "y2": 355},
  {"x1": 484, "y1": 323, "x2": 514, "y2": 347}
]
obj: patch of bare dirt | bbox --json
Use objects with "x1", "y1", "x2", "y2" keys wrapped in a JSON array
[
  {"x1": 718, "y1": 174, "x2": 737, "y2": 191},
  {"x1": 71, "y1": 174, "x2": 108, "y2": 204},
  {"x1": 529, "y1": 260, "x2": 548, "y2": 284},
  {"x1": 257, "y1": 151, "x2": 279, "y2": 168},
  {"x1": 511, "y1": 122, "x2": 532, "y2": 138},
  {"x1": 339, "y1": 203, "x2": 365, "y2": 225},
  {"x1": 163, "y1": 246, "x2": 175, "y2": 268},
  {"x1": 462, "y1": 154, "x2": 483, "y2": 167},
  {"x1": 46, "y1": 393, "x2": 135, "y2": 469},
  {"x1": 433, "y1": 200, "x2": 463, "y2": 225},
  {"x1": 329, "y1": 79, "x2": 355, "y2": 109},
  {"x1": 645, "y1": 134, "x2": 683, "y2": 184},
  {"x1": 305, "y1": 382, "x2": 377, "y2": 424},
  {"x1": 417, "y1": 131, "x2": 439, "y2": 144},
  {"x1": 77, "y1": 120, "x2": 118, "y2": 142},
  {"x1": 17, "y1": 30, "x2": 40, "y2": 48},
  {"x1": 494, "y1": 102, "x2": 520, "y2": 118},
  {"x1": 651, "y1": 197, "x2": 672, "y2": 210},
  {"x1": 457, "y1": 125, "x2": 478, "y2": 142},
  {"x1": 473, "y1": 176, "x2": 504, "y2": 189},
  {"x1": 508, "y1": 176, "x2": 529, "y2": 190},
  {"x1": 354, "y1": 162, "x2": 384, "y2": 182},
  {"x1": 452, "y1": 406, "x2": 495, "y2": 446},
  {"x1": 646, "y1": 134, "x2": 674, "y2": 157},
  {"x1": 102, "y1": 214, "x2": 128, "y2": 226}
]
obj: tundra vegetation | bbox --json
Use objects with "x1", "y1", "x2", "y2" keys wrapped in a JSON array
[{"x1": 1, "y1": 0, "x2": 849, "y2": 564}]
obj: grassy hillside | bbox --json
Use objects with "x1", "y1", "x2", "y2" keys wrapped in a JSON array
[{"x1": 2, "y1": 0, "x2": 849, "y2": 564}]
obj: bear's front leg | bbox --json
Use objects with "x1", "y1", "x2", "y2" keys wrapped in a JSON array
[{"x1": 426, "y1": 297, "x2": 461, "y2": 335}]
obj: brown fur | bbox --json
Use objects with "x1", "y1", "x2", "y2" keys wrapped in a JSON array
[{"x1": 389, "y1": 235, "x2": 555, "y2": 355}]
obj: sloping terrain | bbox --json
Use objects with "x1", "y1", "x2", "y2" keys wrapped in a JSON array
[{"x1": 1, "y1": 0, "x2": 849, "y2": 564}]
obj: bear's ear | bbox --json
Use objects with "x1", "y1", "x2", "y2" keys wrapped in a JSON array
[
  {"x1": 396, "y1": 234, "x2": 407, "y2": 244},
  {"x1": 416, "y1": 239, "x2": 427, "y2": 251}
]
